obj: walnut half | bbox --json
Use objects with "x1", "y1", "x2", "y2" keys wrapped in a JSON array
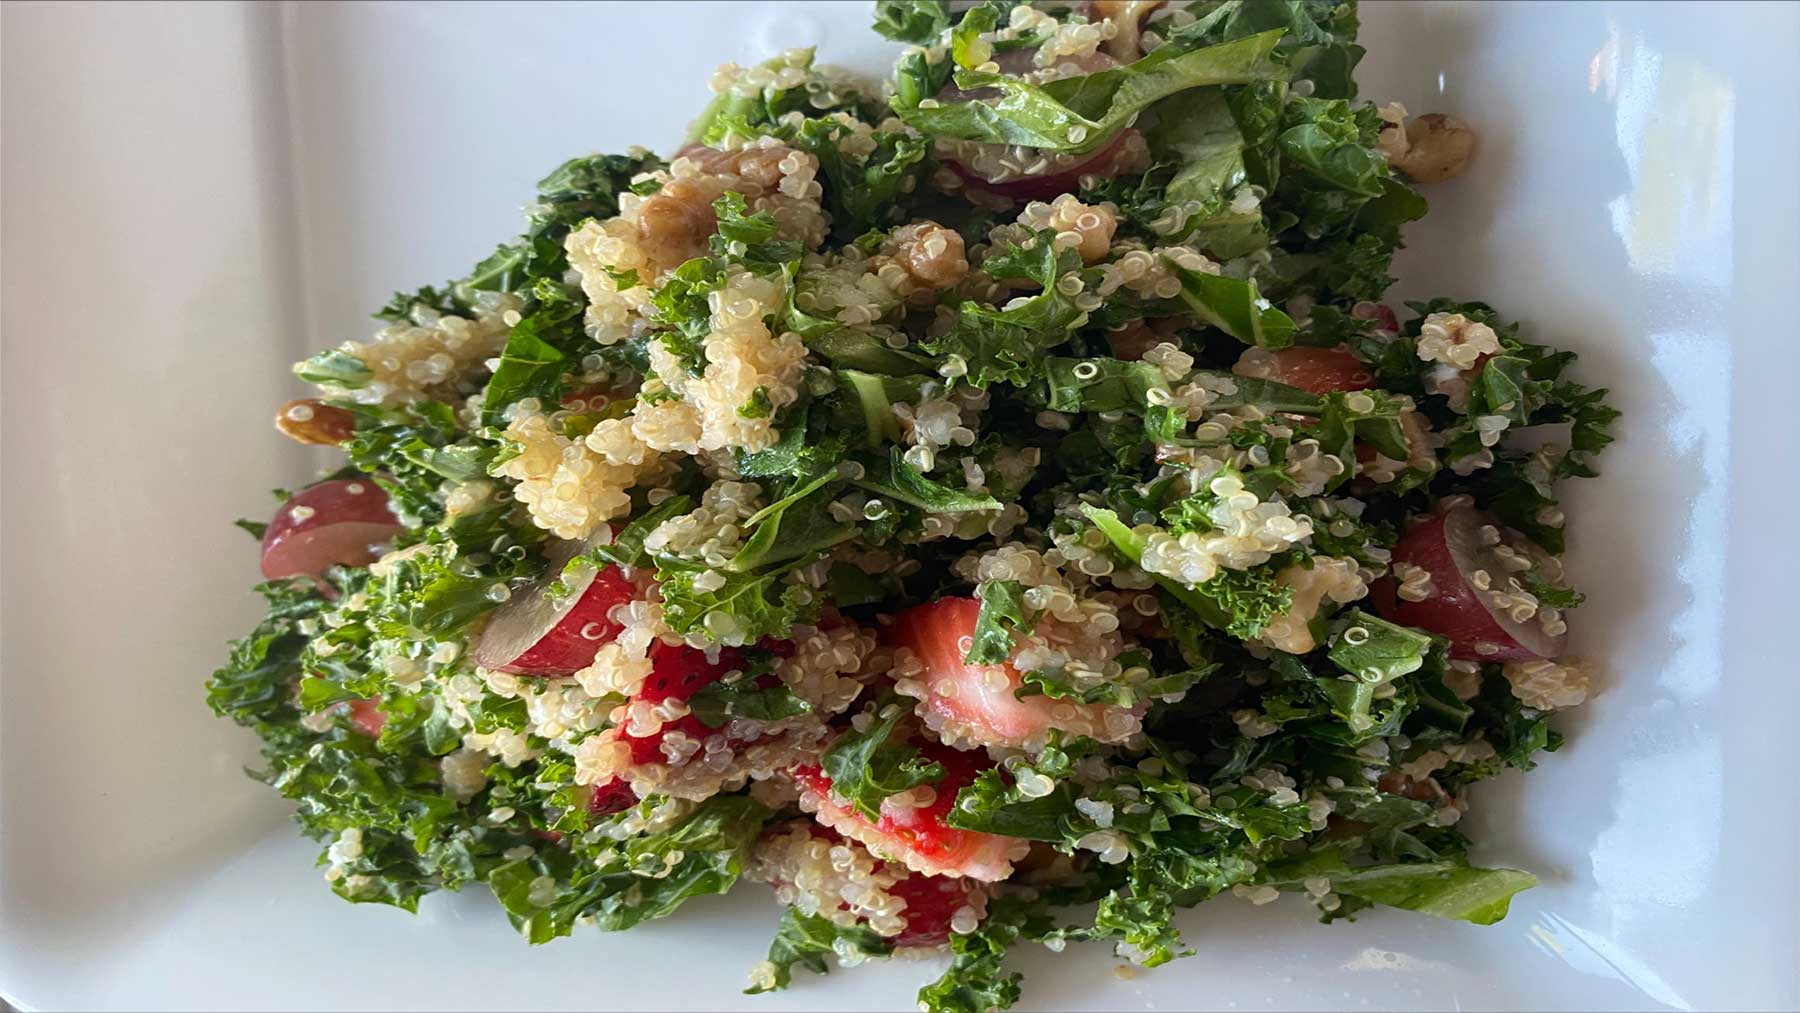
[
  {"x1": 275, "y1": 398, "x2": 356, "y2": 445},
  {"x1": 1381, "y1": 112, "x2": 1478, "y2": 184}
]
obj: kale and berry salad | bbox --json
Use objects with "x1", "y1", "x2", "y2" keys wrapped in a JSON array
[{"x1": 210, "y1": 1, "x2": 1619, "y2": 1008}]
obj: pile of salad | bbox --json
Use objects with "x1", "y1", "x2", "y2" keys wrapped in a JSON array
[{"x1": 211, "y1": 2, "x2": 1619, "y2": 1009}]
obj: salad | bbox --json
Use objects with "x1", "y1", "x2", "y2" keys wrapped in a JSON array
[{"x1": 210, "y1": 2, "x2": 1619, "y2": 1009}]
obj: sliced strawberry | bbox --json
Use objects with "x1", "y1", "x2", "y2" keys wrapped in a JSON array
[
  {"x1": 753, "y1": 822, "x2": 985, "y2": 947},
  {"x1": 890, "y1": 597, "x2": 1133, "y2": 749},
  {"x1": 473, "y1": 541, "x2": 641, "y2": 676},
  {"x1": 260, "y1": 479, "x2": 404, "y2": 581},
  {"x1": 344, "y1": 697, "x2": 387, "y2": 738},
  {"x1": 792, "y1": 741, "x2": 1028, "y2": 882},
  {"x1": 884, "y1": 871, "x2": 978, "y2": 947},
  {"x1": 615, "y1": 641, "x2": 757, "y2": 764},
  {"x1": 638, "y1": 641, "x2": 751, "y2": 702}
]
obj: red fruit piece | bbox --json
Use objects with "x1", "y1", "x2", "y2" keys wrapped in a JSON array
[
  {"x1": 890, "y1": 597, "x2": 1135, "y2": 748},
  {"x1": 1350, "y1": 301, "x2": 1400, "y2": 334},
  {"x1": 616, "y1": 641, "x2": 756, "y2": 764},
  {"x1": 950, "y1": 129, "x2": 1144, "y2": 202},
  {"x1": 1371, "y1": 505, "x2": 1568, "y2": 661},
  {"x1": 344, "y1": 697, "x2": 387, "y2": 738},
  {"x1": 586, "y1": 778, "x2": 639, "y2": 817},
  {"x1": 884, "y1": 871, "x2": 977, "y2": 947},
  {"x1": 792, "y1": 740, "x2": 1029, "y2": 882},
  {"x1": 753, "y1": 822, "x2": 986, "y2": 947},
  {"x1": 473, "y1": 540, "x2": 641, "y2": 676},
  {"x1": 1254, "y1": 346, "x2": 1376, "y2": 394},
  {"x1": 639, "y1": 641, "x2": 750, "y2": 702},
  {"x1": 259, "y1": 479, "x2": 404, "y2": 581}
]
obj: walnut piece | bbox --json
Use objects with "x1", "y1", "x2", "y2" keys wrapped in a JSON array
[
  {"x1": 1383, "y1": 113, "x2": 1477, "y2": 184},
  {"x1": 274, "y1": 398, "x2": 355, "y2": 445}
]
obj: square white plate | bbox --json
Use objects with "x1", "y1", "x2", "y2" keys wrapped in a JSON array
[{"x1": 3, "y1": 2, "x2": 1797, "y2": 1010}]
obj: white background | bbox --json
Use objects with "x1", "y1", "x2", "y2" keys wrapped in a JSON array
[{"x1": 3, "y1": 2, "x2": 1797, "y2": 1010}]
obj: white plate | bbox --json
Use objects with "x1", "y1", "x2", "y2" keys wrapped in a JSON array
[{"x1": 3, "y1": 1, "x2": 1797, "y2": 1010}]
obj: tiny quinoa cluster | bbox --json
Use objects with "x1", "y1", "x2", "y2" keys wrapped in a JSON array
[{"x1": 209, "y1": 3, "x2": 1616, "y2": 1012}]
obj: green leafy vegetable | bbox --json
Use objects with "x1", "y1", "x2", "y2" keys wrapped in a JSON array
[
  {"x1": 294, "y1": 348, "x2": 374, "y2": 389},
  {"x1": 871, "y1": 0, "x2": 950, "y2": 44},
  {"x1": 966, "y1": 579, "x2": 1033, "y2": 664},
  {"x1": 1327, "y1": 609, "x2": 1433, "y2": 683},
  {"x1": 897, "y1": 31, "x2": 1289, "y2": 153},
  {"x1": 688, "y1": 679, "x2": 812, "y2": 728},
  {"x1": 1170, "y1": 262, "x2": 1296, "y2": 348},
  {"x1": 851, "y1": 447, "x2": 1003, "y2": 514},
  {"x1": 657, "y1": 561, "x2": 818, "y2": 646},
  {"x1": 749, "y1": 907, "x2": 895, "y2": 994},
  {"x1": 820, "y1": 694, "x2": 945, "y2": 821}
]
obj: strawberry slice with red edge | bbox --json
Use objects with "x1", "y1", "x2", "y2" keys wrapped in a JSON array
[
  {"x1": 615, "y1": 640, "x2": 792, "y2": 764},
  {"x1": 890, "y1": 597, "x2": 1135, "y2": 748},
  {"x1": 759, "y1": 823, "x2": 985, "y2": 948},
  {"x1": 792, "y1": 739, "x2": 1028, "y2": 882}
]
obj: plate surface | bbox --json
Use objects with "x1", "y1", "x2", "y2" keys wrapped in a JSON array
[{"x1": 3, "y1": 2, "x2": 1797, "y2": 1010}]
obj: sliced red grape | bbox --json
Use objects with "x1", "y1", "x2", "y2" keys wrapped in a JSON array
[
  {"x1": 472, "y1": 539, "x2": 640, "y2": 676},
  {"x1": 949, "y1": 128, "x2": 1144, "y2": 202},
  {"x1": 259, "y1": 479, "x2": 404, "y2": 581},
  {"x1": 1350, "y1": 301, "x2": 1400, "y2": 334},
  {"x1": 1372, "y1": 506, "x2": 1568, "y2": 661}
]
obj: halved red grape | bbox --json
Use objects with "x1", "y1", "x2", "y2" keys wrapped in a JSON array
[
  {"x1": 1372, "y1": 506, "x2": 1567, "y2": 661},
  {"x1": 472, "y1": 539, "x2": 641, "y2": 676},
  {"x1": 1350, "y1": 301, "x2": 1399, "y2": 334},
  {"x1": 949, "y1": 129, "x2": 1143, "y2": 202}
]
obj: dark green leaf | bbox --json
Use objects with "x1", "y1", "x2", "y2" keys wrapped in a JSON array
[
  {"x1": 871, "y1": 0, "x2": 950, "y2": 44},
  {"x1": 821, "y1": 694, "x2": 945, "y2": 821},
  {"x1": 852, "y1": 447, "x2": 1002, "y2": 514},
  {"x1": 898, "y1": 31, "x2": 1288, "y2": 152},
  {"x1": 748, "y1": 906, "x2": 894, "y2": 994},
  {"x1": 967, "y1": 579, "x2": 1032, "y2": 664}
]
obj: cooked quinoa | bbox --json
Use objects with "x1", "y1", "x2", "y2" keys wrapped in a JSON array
[{"x1": 212, "y1": 4, "x2": 1618, "y2": 1012}]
